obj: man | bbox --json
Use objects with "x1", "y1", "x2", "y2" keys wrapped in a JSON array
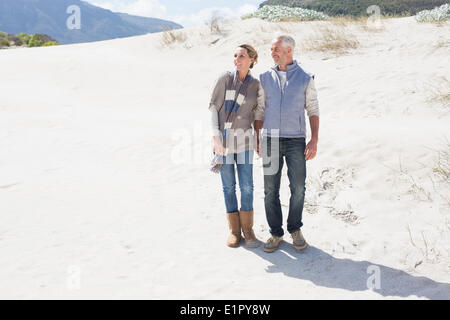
[{"x1": 259, "y1": 35, "x2": 320, "y2": 253}]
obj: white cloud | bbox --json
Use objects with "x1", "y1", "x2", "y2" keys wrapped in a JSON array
[
  {"x1": 237, "y1": 4, "x2": 257, "y2": 16},
  {"x1": 88, "y1": 0, "x2": 167, "y2": 18},
  {"x1": 85, "y1": 1, "x2": 259, "y2": 26},
  {"x1": 170, "y1": 5, "x2": 257, "y2": 27}
]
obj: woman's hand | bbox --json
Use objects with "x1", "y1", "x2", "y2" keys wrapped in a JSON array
[
  {"x1": 213, "y1": 136, "x2": 225, "y2": 155},
  {"x1": 253, "y1": 120, "x2": 263, "y2": 157}
]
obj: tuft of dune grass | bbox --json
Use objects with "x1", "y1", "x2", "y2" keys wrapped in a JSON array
[
  {"x1": 328, "y1": 16, "x2": 385, "y2": 32},
  {"x1": 427, "y1": 77, "x2": 450, "y2": 108},
  {"x1": 433, "y1": 140, "x2": 450, "y2": 181},
  {"x1": 303, "y1": 25, "x2": 359, "y2": 55},
  {"x1": 160, "y1": 28, "x2": 187, "y2": 46}
]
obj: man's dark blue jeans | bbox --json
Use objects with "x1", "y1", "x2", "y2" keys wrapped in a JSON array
[{"x1": 262, "y1": 136, "x2": 306, "y2": 237}]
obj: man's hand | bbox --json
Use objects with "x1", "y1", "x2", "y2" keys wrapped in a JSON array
[
  {"x1": 255, "y1": 136, "x2": 262, "y2": 157},
  {"x1": 305, "y1": 138, "x2": 318, "y2": 161}
]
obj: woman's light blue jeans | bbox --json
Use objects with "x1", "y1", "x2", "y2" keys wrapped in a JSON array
[{"x1": 219, "y1": 150, "x2": 254, "y2": 214}]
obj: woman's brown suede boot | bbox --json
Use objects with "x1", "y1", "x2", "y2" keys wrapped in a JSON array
[
  {"x1": 226, "y1": 212, "x2": 241, "y2": 247},
  {"x1": 239, "y1": 210, "x2": 260, "y2": 248}
]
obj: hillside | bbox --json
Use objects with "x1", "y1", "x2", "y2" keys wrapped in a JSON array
[
  {"x1": 258, "y1": 0, "x2": 449, "y2": 16},
  {"x1": 0, "y1": 0, "x2": 182, "y2": 44}
]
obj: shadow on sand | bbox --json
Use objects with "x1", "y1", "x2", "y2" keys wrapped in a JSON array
[{"x1": 245, "y1": 241, "x2": 450, "y2": 299}]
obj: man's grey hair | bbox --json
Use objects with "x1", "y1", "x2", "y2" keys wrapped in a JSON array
[{"x1": 274, "y1": 34, "x2": 296, "y2": 50}]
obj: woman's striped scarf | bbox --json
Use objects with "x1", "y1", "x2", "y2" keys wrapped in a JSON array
[
  {"x1": 210, "y1": 70, "x2": 253, "y2": 172},
  {"x1": 222, "y1": 71, "x2": 252, "y2": 147}
]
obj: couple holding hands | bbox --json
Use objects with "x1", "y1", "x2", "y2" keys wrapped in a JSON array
[{"x1": 209, "y1": 35, "x2": 320, "y2": 253}]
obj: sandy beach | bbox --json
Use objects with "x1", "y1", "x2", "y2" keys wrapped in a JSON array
[{"x1": 0, "y1": 16, "x2": 449, "y2": 299}]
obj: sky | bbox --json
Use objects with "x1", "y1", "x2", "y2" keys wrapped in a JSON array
[{"x1": 86, "y1": 0, "x2": 263, "y2": 27}]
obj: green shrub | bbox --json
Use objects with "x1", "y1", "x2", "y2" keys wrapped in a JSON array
[
  {"x1": 13, "y1": 38, "x2": 23, "y2": 46},
  {"x1": 259, "y1": 0, "x2": 450, "y2": 17},
  {"x1": 7, "y1": 35, "x2": 22, "y2": 46},
  {"x1": 18, "y1": 33, "x2": 31, "y2": 46},
  {"x1": 243, "y1": 5, "x2": 328, "y2": 21},
  {"x1": 0, "y1": 38, "x2": 10, "y2": 48},
  {"x1": 28, "y1": 34, "x2": 58, "y2": 47},
  {"x1": 416, "y1": 3, "x2": 450, "y2": 22},
  {"x1": 42, "y1": 41, "x2": 58, "y2": 47},
  {"x1": 28, "y1": 34, "x2": 47, "y2": 47},
  {"x1": 0, "y1": 31, "x2": 58, "y2": 48}
]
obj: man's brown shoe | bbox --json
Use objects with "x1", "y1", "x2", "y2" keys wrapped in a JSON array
[
  {"x1": 263, "y1": 235, "x2": 283, "y2": 253},
  {"x1": 291, "y1": 229, "x2": 307, "y2": 251}
]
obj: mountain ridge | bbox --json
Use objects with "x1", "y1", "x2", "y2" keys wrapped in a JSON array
[{"x1": 0, "y1": 0, "x2": 182, "y2": 44}]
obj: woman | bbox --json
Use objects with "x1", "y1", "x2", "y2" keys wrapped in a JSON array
[{"x1": 208, "y1": 44, "x2": 265, "y2": 248}]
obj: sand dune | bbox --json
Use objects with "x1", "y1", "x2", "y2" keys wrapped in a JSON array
[{"x1": 0, "y1": 16, "x2": 449, "y2": 299}]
